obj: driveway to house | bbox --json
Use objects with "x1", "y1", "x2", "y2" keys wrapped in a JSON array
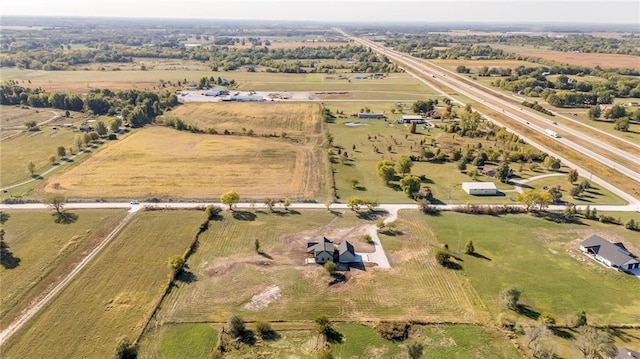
[
  {"x1": 512, "y1": 173, "x2": 566, "y2": 194},
  {"x1": 357, "y1": 204, "x2": 408, "y2": 269}
]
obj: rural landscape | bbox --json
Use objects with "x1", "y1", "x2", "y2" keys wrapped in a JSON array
[{"x1": 1, "y1": 4, "x2": 640, "y2": 359}]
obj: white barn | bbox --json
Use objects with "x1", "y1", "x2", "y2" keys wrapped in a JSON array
[{"x1": 462, "y1": 182, "x2": 497, "y2": 195}]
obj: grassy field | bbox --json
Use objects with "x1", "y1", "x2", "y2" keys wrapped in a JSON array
[
  {"x1": 35, "y1": 125, "x2": 328, "y2": 200},
  {"x1": 0, "y1": 112, "x2": 96, "y2": 187},
  {"x1": 0, "y1": 106, "x2": 61, "y2": 139},
  {"x1": 166, "y1": 102, "x2": 322, "y2": 141},
  {"x1": 416, "y1": 211, "x2": 640, "y2": 324},
  {"x1": 139, "y1": 322, "x2": 520, "y2": 359},
  {"x1": 524, "y1": 175, "x2": 627, "y2": 205},
  {"x1": 324, "y1": 101, "x2": 582, "y2": 204},
  {"x1": 153, "y1": 209, "x2": 483, "y2": 326},
  {"x1": 2, "y1": 210, "x2": 204, "y2": 359},
  {"x1": 0, "y1": 209, "x2": 127, "y2": 329}
]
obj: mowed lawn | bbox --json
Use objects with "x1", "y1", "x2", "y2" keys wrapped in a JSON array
[
  {"x1": 0, "y1": 209, "x2": 127, "y2": 329},
  {"x1": 2, "y1": 210, "x2": 204, "y2": 359},
  {"x1": 35, "y1": 126, "x2": 328, "y2": 200},
  {"x1": 419, "y1": 211, "x2": 640, "y2": 324},
  {"x1": 155, "y1": 209, "x2": 483, "y2": 326},
  {"x1": 139, "y1": 322, "x2": 519, "y2": 359},
  {"x1": 167, "y1": 102, "x2": 323, "y2": 141}
]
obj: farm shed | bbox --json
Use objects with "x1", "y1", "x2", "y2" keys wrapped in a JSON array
[
  {"x1": 203, "y1": 88, "x2": 228, "y2": 96},
  {"x1": 401, "y1": 115, "x2": 423, "y2": 123},
  {"x1": 580, "y1": 235, "x2": 640, "y2": 271},
  {"x1": 357, "y1": 113, "x2": 386, "y2": 119},
  {"x1": 462, "y1": 182, "x2": 497, "y2": 195}
]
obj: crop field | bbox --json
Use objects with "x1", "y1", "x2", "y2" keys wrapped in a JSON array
[
  {"x1": 489, "y1": 44, "x2": 640, "y2": 70},
  {"x1": 139, "y1": 322, "x2": 519, "y2": 359},
  {"x1": 420, "y1": 211, "x2": 640, "y2": 325},
  {"x1": 0, "y1": 115, "x2": 95, "y2": 187},
  {"x1": 0, "y1": 209, "x2": 127, "y2": 329},
  {"x1": 2, "y1": 210, "x2": 204, "y2": 359},
  {"x1": 167, "y1": 102, "x2": 322, "y2": 141},
  {"x1": 35, "y1": 126, "x2": 327, "y2": 200},
  {"x1": 153, "y1": 209, "x2": 483, "y2": 326}
]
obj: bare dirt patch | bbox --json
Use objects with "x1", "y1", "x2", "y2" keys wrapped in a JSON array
[{"x1": 243, "y1": 285, "x2": 282, "y2": 311}]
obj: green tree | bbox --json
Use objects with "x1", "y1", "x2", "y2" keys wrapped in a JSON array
[
  {"x1": 604, "y1": 104, "x2": 626, "y2": 119},
  {"x1": 625, "y1": 219, "x2": 637, "y2": 230},
  {"x1": 568, "y1": 169, "x2": 579, "y2": 183},
  {"x1": 96, "y1": 120, "x2": 108, "y2": 136},
  {"x1": 227, "y1": 315, "x2": 246, "y2": 339},
  {"x1": 407, "y1": 343, "x2": 424, "y2": 359},
  {"x1": 435, "y1": 250, "x2": 451, "y2": 266},
  {"x1": 499, "y1": 286, "x2": 521, "y2": 311},
  {"x1": 110, "y1": 118, "x2": 123, "y2": 133},
  {"x1": 396, "y1": 156, "x2": 413, "y2": 176},
  {"x1": 49, "y1": 155, "x2": 57, "y2": 165},
  {"x1": 516, "y1": 190, "x2": 553, "y2": 211},
  {"x1": 587, "y1": 105, "x2": 601, "y2": 120},
  {"x1": 574, "y1": 311, "x2": 588, "y2": 327},
  {"x1": 543, "y1": 156, "x2": 561, "y2": 171},
  {"x1": 465, "y1": 240, "x2": 475, "y2": 254},
  {"x1": 614, "y1": 118, "x2": 629, "y2": 132},
  {"x1": 27, "y1": 161, "x2": 36, "y2": 175},
  {"x1": 25, "y1": 120, "x2": 38, "y2": 130},
  {"x1": 496, "y1": 162, "x2": 510, "y2": 183},
  {"x1": 283, "y1": 198, "x2": 291, "y2": 211},
  {"x1": 220, "y1": 191, "x2": 240, "y2": 210},
  {"x1": 114, "y1": 336, "x2": 136, "y2": 359},
  {"x1": 167, "y1": 255, "x2": 184, "y2": 278},
  {"x1": 57, "y1": 146, "x2": 66, "y2": 159},
  {"x1": 255, "y1": 321, "x2": 272, "y2": 338},
  {"x1": 346, "y1": 197, "x2": 364, "y2": 212},
  {"x1": 376, "y1": 160, "x2": 396, "y2": 184},
  {"x1": 399, "y1": 175, "x2": 421, "y2": 197}
]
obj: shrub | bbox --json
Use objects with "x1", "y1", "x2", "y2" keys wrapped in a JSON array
[
  {"x1": 435, "y1": 250, "x2": 450, "y2": 266},
  {"x1": 324, "y1": 261, "x2": 338, "y2": 275},
  {"x1": 227, "y1": 315, "x2": 245, "y2": 339},
  {"x1": 255, "y1": 321, "x2": 272, "y2": 338},
  {"x1": 625, "y1": 219, "x2": 637, "y2": 230},
  {"x1": 374, "y1": 322, "x2": 410, "y2": 341},
  {"x1": 540, "y1": 312, "x2": 556, "y2": 326}
]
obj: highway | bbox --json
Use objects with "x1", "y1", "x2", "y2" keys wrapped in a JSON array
[{"x1": 335, "y1": 29, "x2": 640, "y2": 206}]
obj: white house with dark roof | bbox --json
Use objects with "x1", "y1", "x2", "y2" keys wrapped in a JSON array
[
  {"x1": 580, "y1": 235, "x2": 640, "y2": 272},
  {"x1": 306, "y1": 237, "x2": 357, "y2": 264}
]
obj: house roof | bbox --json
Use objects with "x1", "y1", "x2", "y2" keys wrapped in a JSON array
[
  {"x1": 580, "y1": 235, "x2": 637, "y2": 267},
  {"x1": 615, "y1": 348, "x2": 640, "y2": 359},
  {"x1": 337, "y1": 241, "x2": 355, "y2": 256},
  {"x1": 462, "y1": 182, "x2": 497, "y2": 190},
  {"x1": 307, "y1": 237, "x2": 334, "y2": 254}
]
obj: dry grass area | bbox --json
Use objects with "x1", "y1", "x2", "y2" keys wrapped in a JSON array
[
  {"x1": 155, "y1": 210, "x2": 484, "y2": 325},
  {"x1": 167, "y1": 102, "x2": 323, "y2": 141},
  {"x1": 36, "y1": 126, "x2": 326, "y2": 200},
  {"x1": 0, "y1": 106, "x2": 60, "y2": 139},
  {"x1": 512, "y1": 49, "x2": 640, "y2": 70}
]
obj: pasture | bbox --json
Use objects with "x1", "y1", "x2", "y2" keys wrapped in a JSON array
[
  {"x1": 2, "y1": 210, "x2": 204, "y2": 359},
  {"x1": 153, "y1": 209, "x2": 483, "y2": 326},
  {"x1": 166, "y1": 102, "x2": 322, "y2": 141},
  {"x1": 0, "y1": 106, "x2": 60, "y2": 139},
  {"x1": 0, "y1": 113, "x2": 94, "y2": 187},
  {"x1": 36, "y1": 126, "x2": 328, "y2": 200},
  {"x1": 139, "y1": 322, "x2": 519, "y2": 359},
  {"x1": 0, "y1": 209, "x2": 127, "y2": 329},
  {"x1": 419, "y1": 211, "x2": 640, "y2": 324}
]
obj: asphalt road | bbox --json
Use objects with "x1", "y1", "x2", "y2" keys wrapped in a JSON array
[{"x1": 336, "y1": 29, "x2": 640, "y2": 207}]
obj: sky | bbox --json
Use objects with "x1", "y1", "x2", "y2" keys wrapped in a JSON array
[{"x1": 2, "y1": 0, "x2": 639, "y2": 24}]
